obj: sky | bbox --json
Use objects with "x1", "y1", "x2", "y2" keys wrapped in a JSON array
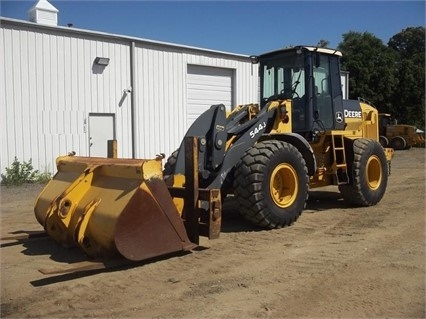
[{"x1": 1, "y1": 0, "x2": 425, "y2": 55}]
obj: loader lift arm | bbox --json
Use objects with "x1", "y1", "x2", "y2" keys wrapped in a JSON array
[
  {"x1": 171, "y1": 103, "x2": 278, "y2": 190},
  {"x1": 168, "y1": 136, "x2": 222, "y2": 245}
]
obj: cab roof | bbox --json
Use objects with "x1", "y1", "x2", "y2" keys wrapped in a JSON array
[{"x1": 257, "y1": 45, "x2": 343, "y2": 59}]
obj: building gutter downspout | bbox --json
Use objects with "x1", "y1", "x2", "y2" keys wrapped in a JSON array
[{"x1": 130, "y1": 41, "x2": 136, "y2": 158}]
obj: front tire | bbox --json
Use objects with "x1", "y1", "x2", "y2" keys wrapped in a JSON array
[
  {"x1": 163, "y1": 150, "x2": 178, "y2": 177},
  {"x1": 339, "y1": 139, "x2": 388, "y2": 206},
  {"x1": 390, "y1": 136, "x2": 407, "y2": 150},
  {"x1": 233, "y1": 140, "x2": 309, "y2": 229}
]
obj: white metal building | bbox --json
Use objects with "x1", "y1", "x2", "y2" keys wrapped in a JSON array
[{"x1": 0, "y1": 16, "x2": 258, "y2": 175}]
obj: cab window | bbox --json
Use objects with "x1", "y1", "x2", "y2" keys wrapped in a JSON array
[{"x1": 261, "y1": 54, "x2": 305, "y2": 102}]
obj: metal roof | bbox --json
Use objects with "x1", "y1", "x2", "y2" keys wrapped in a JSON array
[
  {"x1": 1, "y1": 18, "x2": 344, "y2": 60},
  {"x1": 258, "y1": 45, "x2": 343, "y2": 59},
  {"x1": 0, "y1": 17, "x2": 251, "y2": 60}
]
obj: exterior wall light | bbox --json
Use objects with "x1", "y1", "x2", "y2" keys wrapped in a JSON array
[
  {"x1": 94, "y1": 57, "x2": 110, "y2": 66},
  {"x1": 250, "y1": 55, "x2": 259, "y2": 64}
]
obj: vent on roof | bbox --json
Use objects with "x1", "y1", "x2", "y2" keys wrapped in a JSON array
[{"x1": 28, "y1": 0, "x2": 59, "y2": 26}]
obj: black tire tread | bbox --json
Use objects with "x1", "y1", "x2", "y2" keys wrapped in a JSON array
[
  {"x1": 339, "y1": 138, "x2": 388, "y2": 206},
  {"x1": 163, "y1": 150, "x2": 178, "y2": 177},
  {"x1": 234, "y1": 140, "x2": 309, "y2": 229},
  {"x1": 389, "y1": 136, "x2": 407, "y2": 150}
]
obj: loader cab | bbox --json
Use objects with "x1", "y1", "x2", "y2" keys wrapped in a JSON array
[{"x1": 258, "y1": 46, "x2": 345, "y2": 140}]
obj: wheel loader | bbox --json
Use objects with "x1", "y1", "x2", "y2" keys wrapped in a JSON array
[
  {"x1": 378, "y1": 113, "x2": 425, "y2": 149},
  {"x1": 31, "y1": 46, "x2": 394, "y2": 268}
]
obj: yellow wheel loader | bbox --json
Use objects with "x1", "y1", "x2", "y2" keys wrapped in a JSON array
[
  {"x1": 32, "y1": 46, "x2": 394, "y2": 267},
  {"x1": 378, "y1": 113, "x2": 425, "y2": 149}
]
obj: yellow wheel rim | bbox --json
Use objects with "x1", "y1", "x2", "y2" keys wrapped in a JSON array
[
  {"x1": 366, "y1": 155, "x2": 382, "y2": 190},
  {"x1": 270, "y1": 163, "x2": 298, "y2": 208}
]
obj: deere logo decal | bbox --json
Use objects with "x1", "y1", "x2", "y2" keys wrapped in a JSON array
[{"x1": 344, "y1": 109, "x2": 362, "y2": 118}]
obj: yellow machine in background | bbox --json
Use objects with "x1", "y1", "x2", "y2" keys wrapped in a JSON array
[
  {"x1": 33, "y1": 46, "x2": 394, "y2": 266},
  {"x1": 378, "y1": 113, "x2": 425, "y2": 149}
]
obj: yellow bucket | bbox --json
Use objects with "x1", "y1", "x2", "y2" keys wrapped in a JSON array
[{"x1": 34, "y1": 156, "x2": 195, "y2": 261}]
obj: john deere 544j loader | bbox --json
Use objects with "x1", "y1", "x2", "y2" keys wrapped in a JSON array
[{"x1": 33, "y1": 46, "x2": 394, "y2": 266}]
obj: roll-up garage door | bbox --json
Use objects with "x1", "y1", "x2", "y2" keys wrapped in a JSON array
[{"x1": 187, "y1": 65, "x2": 234, "y2": 127}]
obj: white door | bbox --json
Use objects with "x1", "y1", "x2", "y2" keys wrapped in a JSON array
[
  {"x1": 88, "y1": 113, "x2": 115, "y2": 157},
  {"x1": 187, "y1": 65, "x2": 234, "y2": 128}
]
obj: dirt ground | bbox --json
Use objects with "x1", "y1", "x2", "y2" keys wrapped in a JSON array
[{"x1": 1, "y1": 148, "x2": 425, "y2": 318}]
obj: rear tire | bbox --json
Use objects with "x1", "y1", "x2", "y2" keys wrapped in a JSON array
[
  {"x1": 339, "y1": 139, "x2": 388, "y2": 206},
  {"x1": 233, "y1": 140, "x2": 309, "y2": 229}
]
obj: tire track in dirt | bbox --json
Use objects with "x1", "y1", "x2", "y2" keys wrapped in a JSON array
[{"x1": 118, "y1": 194, "x2": 387, "y2": 317}]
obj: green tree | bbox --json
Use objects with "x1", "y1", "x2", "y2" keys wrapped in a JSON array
[
  {"x1": 388, "y1": 27, "x2": 425, "y2": 129},
  {"x1": 317, "y1": 39, "x2": 330, "y2": 48},
  {"x1": 337, "y1": 31, "x2": 398, "y2": 113}
]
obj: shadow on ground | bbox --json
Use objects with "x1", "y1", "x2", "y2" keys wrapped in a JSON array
[{"x1": 3, "y1": 188, "x2": 349, "y2": 286}]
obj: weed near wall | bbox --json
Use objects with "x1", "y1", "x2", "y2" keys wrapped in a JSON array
[{"x1": 1, "y1": 157, "x2": 52, "y2": 186}]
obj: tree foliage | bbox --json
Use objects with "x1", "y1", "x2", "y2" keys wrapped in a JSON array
[
  {"x1": 337, "y1": 27, "x2": 425, "y2": 129},
  {"x1": 317, "y1": 39, "x2": 330, "y2": 48},
  {"x1": 337, "y1": 31, "x2": 398, "y2": 113},
  {"x1": 388, "y1": 27, "x2": 425, "y2": 129}
]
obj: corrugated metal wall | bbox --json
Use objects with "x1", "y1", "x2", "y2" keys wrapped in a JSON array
[
  {"x1": 133, "y1": 45, "x2": 186, "y2": 159},
  {"x1": 134, "y1": 44, "x2": 258, "y2": 158},
  {"x1": 1, "y1": 22, "x2": 133, "y2": 174},
  {"x1": 0, "y1": 18, "x2": 258, "y2": 175}
]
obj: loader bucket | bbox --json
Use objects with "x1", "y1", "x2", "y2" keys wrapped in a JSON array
[
  {"x1": 34, "y1": 156, "x2": 196, "y2": 261},
  {"x1": 415, "y1": 131, "x2": 425, "y2": 147}
]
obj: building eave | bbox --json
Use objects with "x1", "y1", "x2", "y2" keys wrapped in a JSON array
[{"x1": 0, "y1": 17, "x2": 251, "y2": 60}]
